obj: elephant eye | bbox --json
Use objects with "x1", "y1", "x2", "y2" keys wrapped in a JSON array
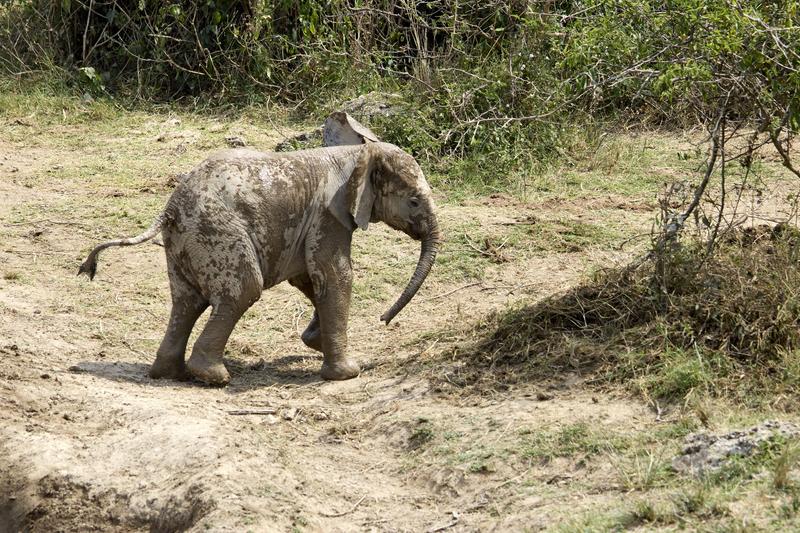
[{"x1": 408, "y1": 197, "x2": 421, "y2": 209}]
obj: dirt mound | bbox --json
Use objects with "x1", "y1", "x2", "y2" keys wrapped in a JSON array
[{"x1": 3, "y1": 472, "x2": 212, "y2": 533}]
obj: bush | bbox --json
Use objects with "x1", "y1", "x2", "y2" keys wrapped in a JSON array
[
  {"x1": 442, "y1": 225, "x2": 800, "y2": 402},
  {"x1": 3, "y1": 2, "x2": 798, "y2": 172}
]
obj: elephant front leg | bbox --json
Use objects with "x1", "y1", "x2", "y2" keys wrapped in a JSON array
[{"x1": 310, "y1": 269, "x2": 360, "y2": 381}]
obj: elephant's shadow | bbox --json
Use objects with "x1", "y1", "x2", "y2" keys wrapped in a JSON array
[{"x1": 73, "y1": 353, "x2": 324, "y2": 390}]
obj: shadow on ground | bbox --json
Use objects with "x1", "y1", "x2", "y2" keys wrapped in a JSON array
[{"x1": 72, "y1": 353, "x2": 326, "y2": 390}]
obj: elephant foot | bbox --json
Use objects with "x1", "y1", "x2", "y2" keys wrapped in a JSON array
[
  {"x1": 301, "y1": 327, "x2": 323, "y2": 352},
  {"x1": 321, "y1": 358, "x2": 360, "y2": 381},
  {"x1": 148, "y1": 357, "x2": 185, "y2": 380},
  {"x1": 186, "y1": 353, "x2": 230, "y2": 386}
]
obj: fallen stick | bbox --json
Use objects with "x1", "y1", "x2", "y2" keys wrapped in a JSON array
[
  {"x1": 320, "y1": 494, "x2": 367, "y2": 518},
  {"x1": 227, "y1": 408, "x2": 277, "y2": 416},
  {"x1": 427, "y1": 512, "x2": 460, "y2": 533},
  {"x1": 8, "y1": 218, "x2": 90, "y2": 228},
  {"x1": 421, "y1": 282, "x2": 482, "y2": 302}
]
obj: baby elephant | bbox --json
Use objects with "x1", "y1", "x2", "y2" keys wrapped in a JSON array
[{"x1": 79, "y1": 120, "x2": 440, "y2": 386}]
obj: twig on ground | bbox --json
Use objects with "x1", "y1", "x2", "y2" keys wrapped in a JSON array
[
  {"x1": 319, "y1": 494, "x2": 368, "y2": 518},
  {"x1": 227, "y1": 408, "x2": 277, "y2": 415},
  {"x1": 489, "y1": 469, "x2": 531, "y2": 491},
  {"x1": 360, "y1": 339, "x2": 439, "y2": 372},
  {"x1": 615, "y1": 232, "x2": 652, "y2": 250},
  {"x1": 495, "y1": 219, "x2": 537, "y2": 226},
  {"x1": 361, "y1": 518, "x2": 390, "y2": 526},
  {"x1": 421, "y1": 282, "x2": 482, "y2": 302},
  {"x1": 9, "y1": 218, "x2": 91, "y2": 228},
  {"x1": 3, "y1": 248, "x2": 70, "y2": 256},
  {"x1": 427, "y1": 512, "x2": 460, "y2": 533},
  {"x1": 120, "y1": 339, "x2": 149, "y2": 359}
]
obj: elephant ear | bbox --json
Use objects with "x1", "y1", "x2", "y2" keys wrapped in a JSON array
[
  {"x1": 322, "y1": 112, "x2": 380, "y2": 147},
  {"x1": 327, "y1": 144, "x2": 379, "y2": 231},
  {"x1": 348, "y1": 144, "x2": 379, "y2": 230}
]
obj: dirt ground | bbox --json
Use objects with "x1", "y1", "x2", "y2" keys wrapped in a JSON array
[{"x1": 1, "y1": 103, "x2": 796, "y2": 532}]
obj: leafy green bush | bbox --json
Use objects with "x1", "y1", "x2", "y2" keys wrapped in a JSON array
[{"x1": 1, "y1": 1, "x2": 798, "y2": 180}]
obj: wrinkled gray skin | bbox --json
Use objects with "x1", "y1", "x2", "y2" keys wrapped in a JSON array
[{"x1": 79, "y1": 140, "x2": 440, "y2": 386}]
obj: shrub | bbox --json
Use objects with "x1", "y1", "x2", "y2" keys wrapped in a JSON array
[
  {"x1": 443, "y1": 224, "x2": 800, "y2": 401},
  {"x1": 3, "y1": 1, "x2": 798, "y2": 173}
]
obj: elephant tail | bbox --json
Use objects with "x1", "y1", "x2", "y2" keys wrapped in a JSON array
[{"x1": 78, "y1": 209, "x2": 170, "y2": 281}]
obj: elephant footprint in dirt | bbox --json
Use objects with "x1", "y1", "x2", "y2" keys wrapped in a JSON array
[{"x1": 78, "y1": 113, "x2": 440, "y2": 386}]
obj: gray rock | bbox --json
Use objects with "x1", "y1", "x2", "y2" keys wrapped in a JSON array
[
  {"x1": 225, "y1": 135, "x2": 247, "y2": 147},
  {"x1": 341, "y1": 91, "x2": 403, "y2": 120},
  {"x1": 274, "y1": 129, "x2": 322, "y2": 152},
  {"x1": 672, "y1": 420, "x2": 800, "y2": 476}
]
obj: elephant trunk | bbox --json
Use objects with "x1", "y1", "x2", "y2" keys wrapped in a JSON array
[{"x1": 380, "y1": 219, "x2": 441, "y2": 324}]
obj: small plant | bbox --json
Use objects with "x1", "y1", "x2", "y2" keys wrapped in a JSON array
[
  {"x1": 522, "y1": 423, "x2": 622, "y2": 462},
  {"x1": 774, "y1": 440, "x2": 800, "y2": 491},
  {"x1": 610, "y1": 447, "x2": 671, "y2": 491},
  {"x1": 408, "y1": 419, "x2": 435, "y2": 450},
  {"x1": 624, "y1": 500, "x2": 660, "y2": 526},
  {"x1": 77, "y1": 66, "x2": 105, "y2": 96}
]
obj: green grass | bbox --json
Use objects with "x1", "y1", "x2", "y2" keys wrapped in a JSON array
[
  {"x1": 434, "y1": 223, "x2": 495, "y2": 281},
  {"x1": 527, "y1": 217, "x2": 621, "y2": 252},
  {"x1": 394, "y1": 405, "x2": 800, "y2": 532},
  {"x1": 556, "y1": 433, "x2": 800, "y2": 532},
  {"x1": 520, "y1": 422, "x2": 623, "y2": 462}
]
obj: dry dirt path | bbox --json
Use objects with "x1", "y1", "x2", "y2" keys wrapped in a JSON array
[{"x1": 0, "y1": 112, "x2": 658, "y2": 531}]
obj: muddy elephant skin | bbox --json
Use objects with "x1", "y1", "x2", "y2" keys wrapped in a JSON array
[{"x1": 79, "y1": 142, "x2": 440, "y2": 386}]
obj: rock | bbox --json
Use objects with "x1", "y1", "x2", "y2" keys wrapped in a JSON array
[
  {"x1": 341, "y1": 92, "x2": 403, "y2": 121},
  {"x1": 672, "y1": 420, "x2": 800, "y2": 476},
  {"x1": 281, "y1": 407, "x2": 299, "y2": 421},
  {"x1": 225, "y1": 135, "x2": 247, "y2": 148},
  {"x1": 274, "y1": 129, "x2": 322, "y2": 152}
]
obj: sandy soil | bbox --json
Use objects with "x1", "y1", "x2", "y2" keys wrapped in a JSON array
[{"x1": 1, "y1": 113, "x2": 786, "y2": 532}]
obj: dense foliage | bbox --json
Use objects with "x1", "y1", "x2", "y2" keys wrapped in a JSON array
[{"x1": 2, "y1": 2, "x2": 798, "y2": 171}]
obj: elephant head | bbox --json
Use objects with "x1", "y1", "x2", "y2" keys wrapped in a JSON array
[{"x1": 323, "y1": 113, "x2": 440, "y2": 324}]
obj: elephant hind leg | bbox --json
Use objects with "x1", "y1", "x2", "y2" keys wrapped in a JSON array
[
  {"x1": 288, "y1": 274, "x2": 322, "y2": 352},
  {"x1": 150, "y1": 264, "x2": 208, "y2": 380},
  {"x1": 185, "y1": 303, "x2": 244, "y2": 386},
  {"x1": 186, "y1": 266, "x2": 263, "y2": 386}
]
